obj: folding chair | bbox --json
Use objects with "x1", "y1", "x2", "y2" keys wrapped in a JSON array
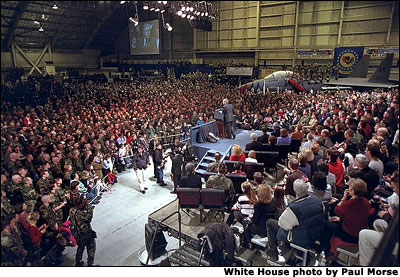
[
  {"x1": 200, "y1": 188, "x2": 225, "y2": 222},
  {"x1": 176, "y1": 188, "x2": 201, "y2": 220}
]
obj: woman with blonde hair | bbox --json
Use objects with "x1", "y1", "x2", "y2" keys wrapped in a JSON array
[
  {"x1": 229, "y1": 144, "x2": 246, "y2": 162},
  {"x1": 304, "y1": 148, "x2": 317, "y2": 175},
  {"x1": 26, "y1": 212, "x2": 48, "y2": 249},
  {"x1": 226, "y1": 181, "x2": 257, "y2": 226},
  {"x1": 241, "y1": 184, "x2": 278, "y2": 248},
  {"x1": 245, "y1": 150, "x2": 258, "y2": 163}
]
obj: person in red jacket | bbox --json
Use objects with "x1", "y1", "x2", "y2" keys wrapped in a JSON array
[
  {"x1": 229, "y1": 144, "x2": 246, "y2": 162},
  {"x1": 321, "y1": 178, "x2": 371, "y2": 255},
  {"x1": 26, "y1": 212, "x2": 48, "y2": 249},
  {"x1": 327, "y1": 147, "x2": 345, "y2": 192}
]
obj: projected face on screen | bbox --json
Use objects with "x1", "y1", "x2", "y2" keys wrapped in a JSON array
[{"x1": 129, "y1": 19, "x2": 160, "y2": 55}]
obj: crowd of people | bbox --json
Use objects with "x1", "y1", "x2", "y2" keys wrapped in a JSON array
[
  {"x1": 1, "y1": 62, "x2": 399, "y2": 266},
  {"x1": 292, "y1": 63, "x2": 336, "y2": 83}
]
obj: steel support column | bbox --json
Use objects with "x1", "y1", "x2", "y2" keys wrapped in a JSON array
[
  {"x1": 28, "y1": 43, "x2": 49, "y2": 75},
  {"x1": 386, "y1": 1, "x2": 396, "y2": 43},
  {"x1": 337, "y1": 1, "x2": 345, "y2": 46},
  {"x1": 255, "y1": 1, "x2": 261, "y2": 67},
  {"x1": 13, "y1": 43, "x2": 43, "y2": 75},
  {"x1": 292, "y1": 1, "x2": 299, "y2": 67}
]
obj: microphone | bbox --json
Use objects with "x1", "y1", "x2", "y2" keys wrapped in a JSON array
[{"x1": 208, "y1": 132, "x2": 219, "y2": 141}]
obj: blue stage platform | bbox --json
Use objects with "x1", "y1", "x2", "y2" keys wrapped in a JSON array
[{"x1": 192, "y1": 129, "x2": 262, "y2": 159}]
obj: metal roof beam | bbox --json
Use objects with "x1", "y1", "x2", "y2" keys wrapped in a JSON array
[
  {"x1": 5, "y1": 1, "x2": 28, "y2": 49},
  {"x1": 85, "y1": 7, "x2": 116, "y2": 48}
]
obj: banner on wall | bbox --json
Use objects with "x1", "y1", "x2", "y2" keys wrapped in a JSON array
[
  {"x1": 297, "y1": 49, "x2": 333, "y2": 58},
  {"x1": 333, "y1": 47, "x2": 364, "y2": 78},
  {"x1": 226, "y1": 67, "x2": 253, "y2": 76},
  {"x1": 367, "y1": 47, "x2": 399, "y2": 58}
]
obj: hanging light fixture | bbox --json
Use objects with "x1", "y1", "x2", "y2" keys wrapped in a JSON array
[
  {"x1": 52, "y1": 3, "x2": 58, "y2": 9},
  {"x1": 39, "y1": 26, "x2": 44, "y2": 31}
]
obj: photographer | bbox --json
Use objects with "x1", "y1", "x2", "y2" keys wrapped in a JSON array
[
  {"x1": 170, "y1": 148, "x2": 184, "y2": 194},
  {"x1": 132, "y1": 145, "x2": 150, "y2": 194},
  {"x1": 154, "y1": 143, "x2": 166, "y2": 186}
]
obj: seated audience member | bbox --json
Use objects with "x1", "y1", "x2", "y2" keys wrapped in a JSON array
[
  {"x1": 257, "y1": 127, "x2": 269, "y2": 144},
  {"x1": 317, "y1": 162, "x2": 337, "y2": 195},
  {"x1": 349, "y1": 154, "x2": 379, "y2": 199},
  {"x1": 245, "y1": 133, "x2": 263, "y2": 151},
  {"x1": 304, "y1": 148, "x2": 317, "y2": 176},
  {"x1": 331, "y1": 123, "x2": 345, "y2": 144},
  {"x1": 273, "y1": 186, "x2": 286, "y2": 215},
  {"x1": 207, "y1": 152, "x2": 222, "y2": 173},
  {"x1": 277, "y1": 128, "x2": 291, "y2": 145},
  {"x1": 229, "y1": 144, "x2": 246, "y2": 162},
  {"x1": 322, "y1": 178, "x2": 370, "y2": 255},
  {"x1": 226, "y1": 182, "x2": 257, "y2": 227},
  {"x1": 298, "y1": 151, "x2": 312, "y2": 180},
  {"x1": 263, "y1": 135, "x2": 279, "y2": 152},
  {"x1": 358, "y1": 219, "x2": 388, "y2": 266},
  {"x1": 180, "y1": 163, "x2": 202, "y2": 189},
  {"x1": 311, "y1": 142, "x2": 322, "y2": 164},
  {"x1": 321, "y1": 129, "x2": 334, "y2": 149},
  {"x1": 245, "y1": 150, "x2": 258, "y2": 163},
  {"x1": 290, "y1": 124, "x2": 304, "y2": 142},
  {"x1": 374, "y1": 171, "x2": 398, "y2": 223},
  {"x1": 266, "y1": 179, "x2": 324, "y2": 262},
  {"x1": 206, "y1": 163, "x2": 235, "y2": 205},
  {"x1": 308, "y1": 171, "x2": 332, "y2": 201},
  {"x1": 283, "y1": 158, "x2": 305, "y2": 198},
  {"x1": 327, "y1": 147, "x2": 345, "y2": 193},
  {"x1": 231, "y1": 162, "x2": 246, "y2": 176},
  {"x1": 252, "y1": 172, "x2": 265, "y2": 188},
  {"x1": 242, "y1": 184, "x2": 277, "y2": 248},
  {"x1": 301, "y1": 133, "x2": 315, "y2": 150},
  {"x1": 270, "y1": 122, "x2": 281, "y2": 138},
  {"x1": 366, "y1": 143, "x2": 384, "y2": 179}
]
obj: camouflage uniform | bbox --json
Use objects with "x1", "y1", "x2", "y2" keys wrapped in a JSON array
[
  {"x1": 50, "y1": 163, "x2": 63, "y2": 178},
  {"x1": 206, "y1": 175, "x2": 235, "y2": 205},
  {"x1": 1, "y1": 227, "x2": 26, "y2": 266},
  {"x1": 69, "y1": 205, "x2": 96, "y2": 266},
  {"x1": 1, "y1": 196, "x2": 15, "y2": 220},
  {"x1": 20, "y1": 186, "x2": 40, "y2": 212},
  {"x1": 37, "y1": 177, "x2": 51, "y2": 195}
]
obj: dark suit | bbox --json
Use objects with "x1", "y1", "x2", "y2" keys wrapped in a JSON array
[
  {"x1": 180, "y1": 173, "x2": 202, "y2": 189},
  {"x1": 171, "y1": 154, "x2": 184, "y2": 191},
  {"x1": 270, "y1": 129, "x2": 280, "y2": 138},
  {"x1": 245, "y1": 141, "x2": 264, "y2": 151},
  {"x1": 223, "y1": 103, "x2": 235, "y2": 139},
  {"x1": 257, "y1": 134, "x2": 269, "y2": 144},
  {"x1": 262, "y1": 144, "x2": 279, "y2": 152}
]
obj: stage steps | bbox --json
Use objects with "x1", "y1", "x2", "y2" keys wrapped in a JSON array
[
  {"x1": 195, "y1": 150, "x2": 218, "y2": 176},
  {"x1": 169, "y1": 243, "x2": 210, "y2": 266}
]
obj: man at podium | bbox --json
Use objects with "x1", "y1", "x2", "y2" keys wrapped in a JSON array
[{"x1": 222, "y1": 98, "x2": 235, "y2": 139}]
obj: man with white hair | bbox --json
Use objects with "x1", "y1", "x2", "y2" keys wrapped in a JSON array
[
  {"x1": 245, "y1": 132, "x2": 263, "y2": 151},
  {"x1": 266, "y1": 179, "x2": 324, "y2": 262},
  {"x1": 222, "y1": 98, "x2": 235, "y2": 139},
  {"x1": 349, "y1": 154, "x2": 379, "y2": 199}
]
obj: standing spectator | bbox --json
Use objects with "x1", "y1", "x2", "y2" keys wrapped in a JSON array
[{"x1": 132, "y1": 145, "x2": 150, "y2": 194}]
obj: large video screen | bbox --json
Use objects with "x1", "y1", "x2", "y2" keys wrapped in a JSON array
[{"x1": 129, "y1": 19, "x2": 160, "y2": 55}]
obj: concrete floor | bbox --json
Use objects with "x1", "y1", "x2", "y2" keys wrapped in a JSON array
[{"x1": 61, "y1": 158, "x2": 180, "y2": 266}]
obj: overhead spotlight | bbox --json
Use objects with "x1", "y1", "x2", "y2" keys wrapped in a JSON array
[
  {"x1": 155, "y1": 8, "x2": 160, "y2": 12},
  {"x1": 177, "y1": 10, "x2": 183, "y2": 16},
  {"x1": 181, "y1": 6, "x2": 185, "y2": 11},
  {"x1": 150, "y1": 7, "x2": 155, "y2": 11},
  {"x1": 129, "y1": 17, "x2": 139, "y2": 26},
  {"x1": 181, "y1": 13, "x2": 186, "y2": 18},
  {"x1": 166, "y1": 23, "x2": 172, "y2": 31},
  {"x1": 34, "y1": 20, "x2": 40, "y2": 25},
  {"x1": 185, "y1": 7, "x2": 190, "y2": 12},
  {"x1": 189, "y1": 7, "x2": 194, "y2": 12},
  {"x1": 39, "y1": 26, "x2": 44, "y2": 32},
  {"x1": 205, "y1": 12, "x2": 208, "y2": 16},
  {"x1": 157, "y1": 1, "x2": 162, "y2": 3},
  {"x1": 120, "y1": 1, "x2": 126, "y2": 4},
  {"x1": 160, "y1": 9, "x2": 165, "y2": 13},
  {"x1": 201, "y1": 12, "x2": 204, "y2": 16},
  {"x1": 162, "y1": 1, "x2": 167, "y2": 4},
  {"x1": 143, "y1": 4, "x2": 149, "y2": 10},
  {"x1": 190, "y1": 15, "x2": 194, "y2": 20},
  {"x1": 196, "y1": 11, "x2": 200, "y2": 16},
  {"x1": 52, "y1": 4, "x2": 58, "y2": 9}
]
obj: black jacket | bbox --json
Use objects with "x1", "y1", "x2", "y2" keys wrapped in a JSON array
[
  {"x1": 180, "y1": 173, "x2": 202, "y2": 189},
  {"x1": 257, "y1": 134, "x2": 269, "y2": 144},
  {"x1": 245, "y1": 141, "x2": 263, "y2": 151},
  {"x1": 252, "y1": 198, "x2": 277, "y2": 237},
  {"x1": 198, "y1": 223, "x2": 236, "y2": 266},
  {"x1": 132, "y1": 151, "x2": 150, "y2": 170},
  {"x1": 171, "y1": 154, "x2": 184, "y2": 176}
]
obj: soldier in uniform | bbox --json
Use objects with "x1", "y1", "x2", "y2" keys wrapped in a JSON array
[
  {"x1": 37, "y1": 170, "x2": 52, "y2": 195},
  {"x1": 1, "y1": 185, "x2": 15, "y2": 224},
  {"x1": 20, "y1": 177, "x2": 39, "y2": 213},
  {"x1": 69, "y1": 198, "x2": 97, "y2": 266},
  {"x1": 206, "y1": 163, "x2": 235, "y2": 206},
  {"x1": 1, "y1": 211, "x2": 27, "y2": 266},
  {"x1": 39, "y1": 195, "x2": 61, "y2": 252}
]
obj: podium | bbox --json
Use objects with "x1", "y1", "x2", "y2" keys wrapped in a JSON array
[{"x1": 214, "y1": 109, "x2": 225, "y2": 138}]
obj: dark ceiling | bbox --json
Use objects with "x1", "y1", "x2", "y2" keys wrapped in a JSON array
[{"x1": 1, "y1": 1, "x2": 130, "y2": 51}]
